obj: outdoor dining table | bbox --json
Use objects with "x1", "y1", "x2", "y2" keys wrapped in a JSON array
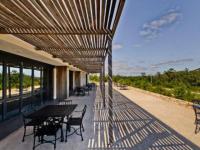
[{"x1": 27, "y1": 104, "x2": 77, "y2": 141}]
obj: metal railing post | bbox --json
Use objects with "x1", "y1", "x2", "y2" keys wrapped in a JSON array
[{"x1": 108, "y1": 39, "x2": 113, "y2": 144}]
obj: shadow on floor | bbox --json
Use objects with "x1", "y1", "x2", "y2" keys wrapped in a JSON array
[{"x1": 88, "y1": 88, "x2": 199, "y2": 150}]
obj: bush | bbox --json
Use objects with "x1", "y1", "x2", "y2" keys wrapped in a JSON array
[{"x1": 173, "y1": 86, "x2": 194, "y2": 101}]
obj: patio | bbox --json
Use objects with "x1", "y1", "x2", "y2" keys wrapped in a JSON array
[{"x1": 0, "y1": 86, "x2": 198, "y2": 150}]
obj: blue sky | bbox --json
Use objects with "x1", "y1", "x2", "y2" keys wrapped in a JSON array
[{"x1": 111, "y1": 0, "x2": 200, "y2": 76}]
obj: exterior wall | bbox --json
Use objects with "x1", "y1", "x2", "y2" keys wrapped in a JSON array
[
  {"x1": 56, "y1": 66, "x2": 67, "y2": 100},
  {"x1": 80, "y1": 72, "x2": 87, "y2": 86}
]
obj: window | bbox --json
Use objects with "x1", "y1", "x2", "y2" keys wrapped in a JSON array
[
  {"x1": 8, "y1": 67, "x2": 20, "y2": 97},
  {"x1": 23, "y1": 68, "x2": 32, "y2": 95},
  {"x1": 34, "y1": 69, "x2": 41, "y2": 93},
  {"x1": 6, "y1": 66, "x2": 20, "y2": 117},
  {"x1": 0, "y1": 64, "x2": 2, "y2": 121},
  {"x1": 0, "y1": 65, "x2": 2, "y2": 100}
]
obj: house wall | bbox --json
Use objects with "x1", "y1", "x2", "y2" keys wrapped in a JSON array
[
  {"x1": 80, "y1": 72, "x2": 87, "y2": 86},
  {"x1": 56, "y1": 66, "x2": 67, "y2": 100}
]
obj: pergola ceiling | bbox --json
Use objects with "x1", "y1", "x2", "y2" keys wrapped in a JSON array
[{"x1": 0, "y1": 0, "x2": 125, "y2": 73}]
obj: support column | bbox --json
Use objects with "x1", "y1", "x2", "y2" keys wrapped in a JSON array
[
  {"x1": 53, "y1": 67, "x2": 57, "y2": 100},
  {"x1": 108, "y1": 40, "x2": 113, "y2": 144},
  {"x1": 102, "y1": 61, "x2": 106, "y2": 108},
  {"x1": 19, "y1": 62, "x2": 23, "y2": 112},
  {"x1": 66, "y1": 67, "x2": 70, "y2": 98}
]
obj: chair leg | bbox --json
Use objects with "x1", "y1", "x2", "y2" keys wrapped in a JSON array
[
  {"x1": 65, "y1": 124, "x2": 68, "y2": 142},
  {"x1": 80, "y1": 125, "x2": 83, "y2": 141},
  {"x1": 54, "y1": 134, "x2": 57, "y2": 150},
  {"x1": 82, "y1": 124, "x2": 84, "y2": 132},
  {"x1": 22, "y1": 126, "x2": 26, "y2": 142},
  {"x1": 60, "y1": 126, "x2": 63, "y2": 142},
  {"x1": 33, "y1": 135, "x2": 36, "y2": 150},
  {"x1": 195, "y1": 123, "x2": 199, "y2": 134}
]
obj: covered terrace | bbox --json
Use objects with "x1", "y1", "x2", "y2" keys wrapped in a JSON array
[{"x1": 0, "y1": 0, "x2": 125, "y2": 149}]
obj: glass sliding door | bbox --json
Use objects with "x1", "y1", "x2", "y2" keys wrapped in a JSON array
[
  {"x1": 0, "y1": 64, "x2": 2, "y2": 121},
  {"x1": 0, "y1": 50, "x2": 54, "y2": 121},
  {"x1": 6, "y1": 66, "x2": 20, "y2": 117},
  {"x1": 33, "y1": 69, "x2": 41, "y2": 105},
  {"x1": 22, "y1": 68, "x2": 32, "y2": 107}
]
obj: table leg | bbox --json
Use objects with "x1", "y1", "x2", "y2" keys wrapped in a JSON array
[
  {"x1": 60, "y1": 117, "x2": 64, "y2": 142},
  {"x1": 67, "y1": 116, "x2": 71, "y2": 132}
]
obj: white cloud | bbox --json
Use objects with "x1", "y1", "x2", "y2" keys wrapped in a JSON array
[
  {"x1": 112, "y1": 60, "x2": 147, "y2": 75},
  {"x1": 113, "y1": 43, "x2": 123, "y2": 50},
  {"x1": 140, "y1": 9, "x2": 181, "y2": 39},
  {"x1": 151, "y1": 58, "x2": 194, "y2": 68}
]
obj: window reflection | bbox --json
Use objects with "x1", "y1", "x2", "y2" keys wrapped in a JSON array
[
  {"x1": 8, "y1": 67, "x2": 20, "y2": 97},
  {"x1": 23, "y1": 68, "x2": 32, "y2": 95},
  {"x1": 34, "y1": 69, "x2": 41, "y2": 93}
]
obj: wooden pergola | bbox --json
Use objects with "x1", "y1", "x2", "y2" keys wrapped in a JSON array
[{"x1": 0, "y1": 0, "x2": 125, "y2": 144}]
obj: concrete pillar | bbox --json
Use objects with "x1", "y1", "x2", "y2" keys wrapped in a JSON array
[
  {"x1": 108, "y1": 40, "x2": 113, "y2": 144},
  {"x1": 53, "y1": 67, "x2": 57, "y2": 100},
  {"x1": 66, "y1": 67, "x2": 69, "y2": 98}
]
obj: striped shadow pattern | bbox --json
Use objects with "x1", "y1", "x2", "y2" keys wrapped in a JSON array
[{"x1": 88, "y1": 87, "x2": 199, "y2": 150}]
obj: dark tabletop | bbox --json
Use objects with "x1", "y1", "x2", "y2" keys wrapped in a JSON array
[{"x1": 28, "y1": 104, "x2": 77, "y2": 119}]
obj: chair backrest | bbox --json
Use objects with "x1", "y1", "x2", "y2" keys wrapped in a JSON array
[
  {"x1": 193, "y1": 104, "x2": 200, "y2": 121},
  {"x1": 81, "y1": 105, "x2": 87, "y2": 121},
  {"x1": 192, "y1": 99, "x2": 200, "y2": 105},
  {"x1": 59, "y1": 100, "x2": 72, "y2": 105}
]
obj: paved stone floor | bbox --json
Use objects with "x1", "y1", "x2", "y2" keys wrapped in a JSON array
[{"x1": 0, "y1": 86, "x2": 199, "y2": 150}]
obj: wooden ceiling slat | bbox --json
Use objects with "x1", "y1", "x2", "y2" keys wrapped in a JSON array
[
  {"x1": 85, "y1": 0, "x2": 93, "y2": 31},
  {"x1": 111, "y1": 0, "x2": 125, "y2": 36},
  {"x1": 104, "y1": 0, "x2": 111, "y2": 29},
  {"x1": 96, "y1": 0, "x2": 101, "y2": 29},
  {"x1": 80, "y1": 0, "x2": 90, "y2": 30},
  {"x1": 108, "y1": 0, "x2": 117, "y2": 28},
  {"x1": 65, "y1": 0, "x2": 80, "y2": 30},
  {"x1": 91, "y1": 0, "x2": 96, "y2": 30}
]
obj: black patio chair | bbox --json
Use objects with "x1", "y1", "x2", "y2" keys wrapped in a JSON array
[
  {"x1": 84, "y1": 86, "x2": 90, "y2": 95},
  {"x1": 86, "y1": 84, "x2": 92, "y2": 91},
  {"x1": 33, "y1": 118, "x2": 62, "y2": 150},
  {"x1": 192, "y1": 104, "x2": 200, "y2": 134},
  {"x1": 58, "y1": 99, "x2": 73, "y2": 123},
  {"x1": 59, "y1": 100, "x2": 72, "y2": 105},
  {"x1": 75, "y1": 87, "x2": 85, "y2": 96},
  {"x1": 65, "y1": 105, "x2": 87, "y2": 142},
  {"x1": 22, "y1": 109, "x2": 45, "y2": 142}
]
